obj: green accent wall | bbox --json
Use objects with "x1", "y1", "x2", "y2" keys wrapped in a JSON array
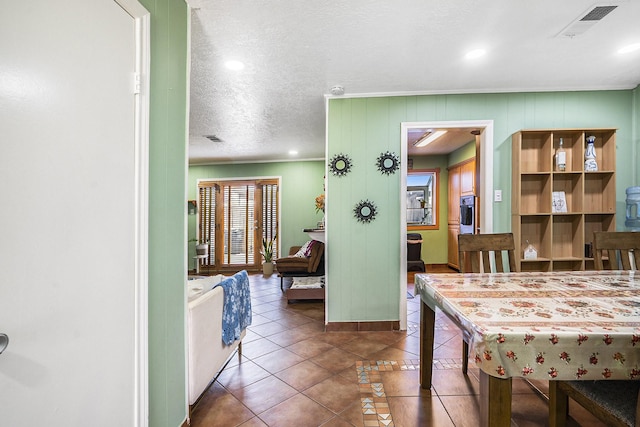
[
  {"x1": 141, "y1": 0, "x2": 189, "y2": 426},
  {"x1": 327, "y1": 90, "x2": 636, "y2": 324},
  {"x1": 188, "y1": 161, "x2": 325, "y2": 265}
]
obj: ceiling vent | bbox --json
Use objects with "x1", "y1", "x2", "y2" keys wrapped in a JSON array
[
  {"x1": 204, "y1": 135, "x2": 223, "y2": 143},
  {"x1": 558, "y1": 4, "x2": 618, "y2": 38}
]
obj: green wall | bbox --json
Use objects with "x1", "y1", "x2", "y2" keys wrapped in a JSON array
[
  {"x1": 141, "y1": 0, "x2": 189, "y2": 426},
  {"x1": 188, "y1": 161, "x2": 325, "y2": 266},
  {"x1": 327, "y1": 90, "x2": 636, "y2": 324}
]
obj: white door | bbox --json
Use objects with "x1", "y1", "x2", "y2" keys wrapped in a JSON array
[{"x1": 0, "y1": 1, "x2": 146, "y2": 425}]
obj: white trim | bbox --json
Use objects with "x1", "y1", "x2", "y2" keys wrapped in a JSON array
[
  {"x1": 324, "y1": 96, "x2": 330, "y2": 326},
  {"x1": 190, "y1": 157, "x2": 325, "y2": 166},
  {"x1": 197, "y1": 176, "x2": 282, "y2": 184},
  {"x1": 399, "y1": 120, "x2": 494, "y2": 330},
  {"x1": 114, "y1": 1, "x2": 150, "y2": 426},
  {"x1": 323, "y1": 85, "x2": 638, "y2": 100},
  {"x1": 184, "y1": 5, "x2": 193, "y2": 421}
]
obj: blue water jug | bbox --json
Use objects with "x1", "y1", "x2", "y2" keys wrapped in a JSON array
[{"x1": 625, "y1": 186, "x2": 640, "y2": 231}]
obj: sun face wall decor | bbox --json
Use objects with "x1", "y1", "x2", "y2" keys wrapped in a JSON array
[{"x1": 329, "y1": 153, "x2": 352, "y2": 177}]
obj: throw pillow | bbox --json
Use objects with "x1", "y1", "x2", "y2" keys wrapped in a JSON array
[{"x1": 293, "y1": 240, "x2": 315, "y2": 258}]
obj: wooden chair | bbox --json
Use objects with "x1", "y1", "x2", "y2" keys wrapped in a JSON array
[
  {"x1": 457, "y1": 232, "x2": 517, "y2": 373},
  {"x1": 549, "y1": 231, "x2": 640, "y2": 427},
  {"x1": 593, "y1": 231, "x2": 640, "y2": 270}
]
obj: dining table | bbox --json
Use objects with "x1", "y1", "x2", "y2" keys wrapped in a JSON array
[{"x1": 415, "y1": 270, "x2": 640, "y2": 427}]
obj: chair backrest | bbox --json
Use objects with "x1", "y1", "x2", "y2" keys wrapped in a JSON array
[
  {"x1": 593, "y1": 231, "x2": 640, "y2": 270},
  {"x1": 458, "y1": 233, "x2": 517, "y2": 273}
]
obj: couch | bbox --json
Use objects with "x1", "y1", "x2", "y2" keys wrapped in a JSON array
[
  {"x1": 186, "y1": 272, "x2": 250, "y2": 406},
  {"x1": 274, "y1": 240, "x2": 325, "y2": 289}
]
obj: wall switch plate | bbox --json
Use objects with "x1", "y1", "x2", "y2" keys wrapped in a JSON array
[{"x1": 494, "y1": 190, "x2": 502, "y2": 202}]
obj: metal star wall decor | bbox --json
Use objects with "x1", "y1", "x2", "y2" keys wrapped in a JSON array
[
  {"x1": 353, "y1": 199, "x2": 377, "y2": 224},
  {"x1": 376, "y1": 151, "x2": 400, "y2": 175},
  {"x1": 328, "y1": 153, "x2": 352, "y2": 177}
]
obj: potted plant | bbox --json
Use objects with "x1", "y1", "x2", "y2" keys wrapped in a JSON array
[{"x1": 261, "y1": 235, "x2": 276, "y2": 275}]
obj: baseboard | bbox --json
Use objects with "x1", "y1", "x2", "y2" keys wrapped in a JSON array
[{"x1": 325, "y1": 320, "x2": 400, "y2": 332}]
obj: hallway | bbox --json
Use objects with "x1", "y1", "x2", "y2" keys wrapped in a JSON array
[{"x1": 189, "y1": 273, "x2": 605, "y2": 426}]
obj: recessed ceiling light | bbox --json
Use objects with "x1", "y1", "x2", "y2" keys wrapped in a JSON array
[
  {"x1": 288, "y1": 150, "x2": 298, "y2": 156},
  {"x1": 465, "y1": 49, "x2": 486, "y2": 59},
  {"x1": 224, "y1": 60, "x2": 245, "y2": 70},
  {"x1": 618, "y1": 43, "x2": 640, "y2": 54}
]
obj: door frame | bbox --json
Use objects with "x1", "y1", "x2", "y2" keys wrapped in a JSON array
[
  {"x1": 114, "y1": 1, "x2": 150, "y2": 425},
  {"x1": 196, "y1": 176, "x2": 282, "y2": 272},
  {"x1": 399, "y1": 120, "x2": 494, "y2": 330}
]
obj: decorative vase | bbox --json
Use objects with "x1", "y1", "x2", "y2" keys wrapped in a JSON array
[
  {"x1": 585, "y1": 136, "x2": 598, "y2": 171},
  {"x1": 196, "y1": 244, "x2": 209, "y2": 256},
  {"x1": 262, "y1": 261, "x2": 274, "y2": 276}
]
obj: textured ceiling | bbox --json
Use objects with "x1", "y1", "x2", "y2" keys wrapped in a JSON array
[{"x1": 188, "y1": 0, "x2": 640, "y2": 164}]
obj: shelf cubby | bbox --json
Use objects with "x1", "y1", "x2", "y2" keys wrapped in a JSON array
[
  {"x1": 519, "y1": 174, "x2": 551, "y2": 214},
  {"x1": 552, "y1": 214, "x2": 583, "y2": 259},
  {"x1": 584, "y1": 213, "x2": 616, "y2": 245},
  {"x1": 584, "y1": 172, "x2": 615, "y2": 213},
  {"x1": 519, "y1": 132, "x2": 552, "y2": 173},
  {"x1": 518, "y1": 215, "x2": 551, "y2": 260},
  {"x1": 552, "y1": 172, "x2": 583, "y2": 213},
  {"x1": 552, "y1": 131, "x2": 583, "y2": 173}
]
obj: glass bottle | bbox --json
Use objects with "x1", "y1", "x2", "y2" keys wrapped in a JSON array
[{"x1": 556, "y1": 138, "x2": 566, "y2": 172}]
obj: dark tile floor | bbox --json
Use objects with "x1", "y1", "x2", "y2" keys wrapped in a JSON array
[{"x1": 188, "y1": 272, "x2": 607, "y2": 427}]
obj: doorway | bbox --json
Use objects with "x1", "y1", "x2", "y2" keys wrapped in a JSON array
[
  {"x1": 197, "y1": 178, "x2": 279, "y2": 272},
  {"x1": 399, "y1": 120, "x2": 494, "y2": 330}
]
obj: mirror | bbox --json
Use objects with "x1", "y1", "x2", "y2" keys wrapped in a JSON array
[
  {"x1": 376, "y1": 151, "x2": 400, "y2": 175},
  {"x1": 407, "y1": 169, "x2": 438, "y2": 229},
  {"x1": 329, "y1": 153, "x2": 352, "y2": 176},
  {"x1": 354, "y1": 200, "x2": 377, "y2": 223}
]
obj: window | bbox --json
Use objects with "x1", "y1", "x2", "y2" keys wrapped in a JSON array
[
  {"x1": 407, "y1": 169, "x2": 439, "y2": 230},
  {"x1": 198, "y1": 179, "x2": 279, "y2": 271}
]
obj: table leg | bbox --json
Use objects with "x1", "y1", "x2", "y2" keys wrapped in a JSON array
[
  {"x1": 479, "y1": 370, "x2": 512, "y2": 427},
  {"x1": 420, "y1": 300, "x2": 435, "y2": 389},
  {"x1": 548, "y1": 381, "x2": 568, "y2": 427}
]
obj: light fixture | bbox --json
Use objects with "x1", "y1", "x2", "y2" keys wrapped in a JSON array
[
  {"x1": 465, "y1": 49, "x2": 486, "y2": 59},
  {"x1": 414, "y1": 130, "x2": 447, "y2": 148},
  {"x1": 224, "y1": 60, "x2": 245, "y2": 71},
  {"x1": 288, "y1": 150, "x2": 298, "y2": 156},
  {"x1": 618, "y1": 43, "x2": 640, "y2": 54}
]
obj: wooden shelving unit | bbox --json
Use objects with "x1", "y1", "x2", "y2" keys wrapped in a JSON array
[{"x1": 512, "y1": 129, "x2": 616, "y2": 271}]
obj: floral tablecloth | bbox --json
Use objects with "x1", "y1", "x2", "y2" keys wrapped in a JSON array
[{"x1": 415, "y1": 271, "x2": 640, "y2": 381}]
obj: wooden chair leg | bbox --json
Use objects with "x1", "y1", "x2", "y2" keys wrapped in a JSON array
[{"x1": 462, "y1": 339, "x2": 469, "y2": 374}]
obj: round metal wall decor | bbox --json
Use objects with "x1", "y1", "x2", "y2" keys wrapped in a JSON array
[
  {"x1": 353, "y1": 199, "x2": 377, "y2": 224},
  {"x1": 376, "y1": 151, "x2": 400, "y2": 175},
  {"x1": 329, "y1": 153, "x2": 352, "y2": 177}
]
